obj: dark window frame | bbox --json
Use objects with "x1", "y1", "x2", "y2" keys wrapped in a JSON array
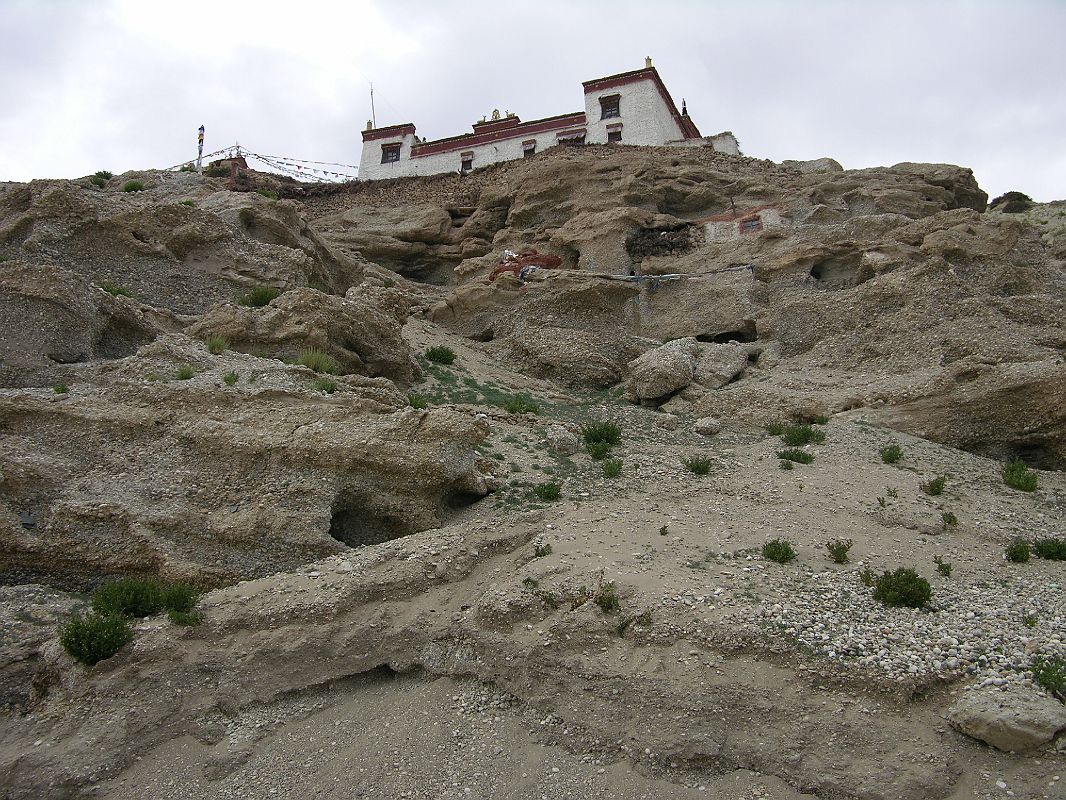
[
  {"x1": 460, "y1": 155, "x2": 473, "y2": 172},
  {"x1": 380, "y1": 143, "x2": 401, "y2": 164},
  {"x1": 599, "y1": 94, "x2": 621, "y2": 120},
  {"x1": 607, "y1": 129, "x2": 622, "y2": 143}
]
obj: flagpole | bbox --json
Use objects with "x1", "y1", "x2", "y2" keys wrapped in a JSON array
[{"x1": 196, "y1": 125, "x2": 205, "y2": 175}]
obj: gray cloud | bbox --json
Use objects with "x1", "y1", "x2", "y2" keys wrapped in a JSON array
[{"x1": 1, "y1": 0, "x2": 1063, "y2": 200}]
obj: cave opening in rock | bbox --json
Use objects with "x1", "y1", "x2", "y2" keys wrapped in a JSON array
[
  {"x1": 809, "y1": 254, "x2": 865, "y2": 290},
  {"x1": 696, "y1": 320, "x2": 758, "y2": 344},
  {"x1": 328, "y1": 495, "x2": 411, "y2": 547}
]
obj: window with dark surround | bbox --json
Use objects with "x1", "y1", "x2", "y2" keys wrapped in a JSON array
[
  {"x1": 460, "y1": 157, "x2": 473, "y2": 172},
  {"x1": 599, "y1": 95, "x2": 620, "y2": 120},
  {"x1": 607, "y1": 129, "x2": 622, "y2": 143},
  {"x1": 380, "y1": 144, "x2": 401, "y2": 164},
  {"x1": 523, "y1": 141, "x2": 536, "y2": 158}
]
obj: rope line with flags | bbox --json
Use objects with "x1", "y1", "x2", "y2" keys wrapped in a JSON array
[{"x1": 167, "y1": 138, "x2": 359, "y2": 183}]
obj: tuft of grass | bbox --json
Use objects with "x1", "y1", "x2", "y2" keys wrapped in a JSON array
[
  {"x1": 1023, "y1": 613, "x2": 1038, "y2": 628},
  {"x1": 167, "y1": 609, "x2": 204, "y2": 626},
  {"x1": 204, "y1": 335, "x2": 229, "y2": 355},
  {"x1": 1002, "y1": 458, "x2": 1038, "y2": 492},
  {"x1": 223, "y1": 371, "x2": 238, "y2": 386},
  {"x1": 872, "y1": 567, "x2": 932, "y2": 609},
  {"x1": 762, "y1": 538, "x2": 796, "y2": 564},
  {"x1": 53, "y1": 383, "x2": 69, "y2": 394},
  {"x1": 593, "y1": 581, "x2": 620, "y2": 614},
  {"x1": 826, "y1": 538, "x2": 852, "y2": 564},
  {"x1": 408, "y1": 393, "x2": 428, "y2": 409},
  {"x1": 504, "y1": 394, "x2": 540, "y2": 415},
  {"x1": 581, "y1": 421, "x2": 622, "y2": 447},
  {"x1": 810, "y1": 414, "x2": 829, "y2": 425},
  {"x1": 178, "y1": 199, "x2": 195, "y2": 207},
  {"x1": 586, "y1": 440, "x2": 612, "y2": 460},
  {"x1": 859, "y1": 567, "x2": 875, "y2": 587},
  {"x1": 238, "y1": 286, "x2": 281, "y2": 307},
  {"x1": 91, "y1": 577, "x2": 198, "y2": 617},
  {"x1": 659, "y1": 525, "x2": 669, "y2": 537},
  {"x1": 175, "y1": 365, "x2": 195, "y2": 380},
  {"x1": 533, "y1": 543, "x2": 552, "y2": 558},
  {"x1": 880, "y1": 443, "x2": 903, "y2": 464},
  {"x1": 777, "y1": 448, "x2": 814, "y2": 464},
  {"x1": 1030, "y1": 654, "x2": 1065, "y2": 701},
  {"x1": 100, "y1": 281, "x2": 131, "y2": 297},
  {"x1": 781, "y1": 424, "x2": 825, "y2": 446},
  {"x1": 256, "y1": 188, "x2": 279, "y2": 200},
  {"x1": 682, "y1": 455, "x2": 712, "y2": 475},
  {"x1": 122, "y1": 180, "x2": 145, "y2": 192},
  {"x1": 934, "y1": 555, "x2": 953, "y2": 577},
  {"x1": 765, "y1": 421, "x2": 785, "y2": 436},
  {"x1": 296, "y1": 348, "x2": 339, "y2": 374},
  {"x1": 779, "y1": 459, "x2": 794, "y2": 471},
  {"x1": 1005, "y1": 537, "x2": 1031, "y2": 563},
  {"x1": 313, "y1": 377, "x2": 337, "y2": 394},
  {"x1": 425, "y1": 346, "x2": 456, "y2": 365},
  {"x1": 920, "y1": 475, "x2": 946, "y2": 496},
  {"x1": 602, "y1": 458, "x2": 622, "y2": 479},
  {"x1": 1033, "y1": 537, "x2": 1066, "y2": 561},
  {"x1": 941, "y1": 511, "x2": 958, "y2": 529},
  {"x1": 877, "y1": 496, "x2": 886, "y2": 508},
  {"x1": 60, "y1": 612, "x2": 133, "y2": 665},
  {"x1": 532, "y1": 482, "x2": 561, "y2": 501}
]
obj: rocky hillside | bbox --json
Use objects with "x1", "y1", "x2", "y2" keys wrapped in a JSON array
[{"x1": 0, "y1": 145, "x2": 1064, "y2": 799}]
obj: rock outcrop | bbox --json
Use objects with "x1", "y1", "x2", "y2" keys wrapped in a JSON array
[{"x1": 947, "y1": 687, "x2": 1066, "y2": 752}]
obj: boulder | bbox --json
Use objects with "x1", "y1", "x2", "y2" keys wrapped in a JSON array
[
  {"x1": 625, "y1": 338, "x2": 700, "y2": 402},
  {"x1": 946, "y1": 687, "x2": 1066, "y2": 752},
  {"x1": 545, "y1": 425, "x2": 581, "y2": 456},
  {"x1": 693, "y1": 343, "x2": 750, "y2": 389},
  {"x1": 694, "y1": 416, "x2": 722, "y2": 436},
  {"x1": 185, "y1": 286, "x2": 417, "y2": 385}
]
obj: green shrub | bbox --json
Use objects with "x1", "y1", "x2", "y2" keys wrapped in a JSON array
[
  {"x1": 826, "y1": 538, "x2": 852, "y2": 564},
  {"x1": 381, "y1": 277, "x2": 395, "y2": 289},
  {"x1": 586, "y1": 440, "x2": 611, "y2": 460},
  {"x1": 1023, "y1": 613, "x2": 1038, "y2": 628},
  {"x1": 425, "y1": 346, "x2": 456, "y2": 365},
  {"x1": 777, "y1": 448, "x2": 814, "y2": 464},
  {"x1": 179, "y1": 199, "x2": 195, "y2": 207},
  {"x1": 859, "y1": 567, "x2": 875, "y2": 587},
  {"x1": 779, "y1": 459, "x2": 794, "y2": 470},
  {"x1": 60, "y1": 612, "x2": 133, "y2": 665},
  {"x1": 810, "y1": 414, "x2": 829, "y2": 425},
  {"x1": 765, "y1": 421, "x2": 785, "y2": 436},
  {"x1": 409, "y1": 393, "x2": 428, "y2": 409},
  {"x1": 682, "y1": 455, "x2": 712, "y2": 475},
  {"x1": 872, "y1": 568, "x2": 932, "y2": 608},
  {"x1": 89, "y1": 175, "x2": 107, "y2": 188},
  {"x1": 313, "y1": 377, "x2": 337, "y2": 394},
  {"x1": 223, "y1": 371, "x2": 239, "y2": 386},
  {"x1": 175, "y1": 365, "x2": 195, "y2": 380},
  {"x1": 594, "y1": 581, "x2": 620, "y2": 613},
  {"x1": 1002, "y1": 458, "x2": 1038, "y2": 492},
  {"x1": 880, "y1": 443, "x2": 903, "y2": 464},
  {"x1": 533, "y1": 543, "x2": 552, "y2": 558},
  {"x1": 941, "y1": 511, "x2": 958, "y2": 529},
  {"x1": 990, "y1": 191, "x2": 1034, "y2": 214},
  {"x1": 53, "y1": 383, "x2": 69, "y2": 394},
  {"x1": 205, "y1": 165, "x2": 229, "y2": 178},
  {"x1": 581, "y1": 421, "x2": 622, "y2": 447},
  {"x1": 100, "y1": 281, "x2": 131, "y2": 297},
  {"x1": 256, "y1": 188, "x2": 279, "y2": 200},
  {"x1": 762, "y1": 538, "x2": 797, "y2": 564},
  {"x1": 1030, "y1": 654, "x2": 1065, "y2": 701},
  {"x1": 934, "y1": 555, "x2": 953, "y2": 577},
  {"x1": 504, "y1": 394, "x2": 539, "y2": 414},
  {"x1": 122, "y1": 180, "x2": 145, "y2": 192},
  {"x1": 238, "y1": 286, "x2": 281, "y2": 307},
  {"x1": 178, "y1": 163, "x2": 196, "y2": 173},
  {"x1": 296, "y1": 348, "x2": 339, "y2": 374},
  {"x1": 782, "y1": 424, "x2": 825, "y2": 446},
  {"x1": 92, "y1": 577, "x2": 165, "y2": 617},
  {"x1": 168, "y1": 609, "x2": 204, "y2": 626},
  {"x1": 204, "y1": 335, "x2": 229, "y2": 355},
  {"x1": 95, "y1": 170, "x2": 114, "y2": 180},
  {"x1": 1033, "y1": 537, "x2": 1066, "y2": 561},
  {"x1": 160, "y1": 582, "x2": 199, "y2": 613},
  {"x1": 1005, "y1": 537, "x2": 1031, "y2": 563},
  {"x1": 532, "y1": 482, "x2": 561, "y2": 501},
  {"x1": 920, "y1": 476, "x2": 946, "y2": 496},
  {"x1": 602, "y1": 458, "x2": 622, "y2": 478}
]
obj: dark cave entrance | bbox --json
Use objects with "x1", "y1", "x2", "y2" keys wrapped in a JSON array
[
  {"x1": 696, "y1": 320, "x2": 758, "y2": 344},
  {"x1": 328, "y1": 495, "x2": 411, "y2": 548}
]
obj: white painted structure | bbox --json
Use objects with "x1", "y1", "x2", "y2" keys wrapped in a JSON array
[{"x1": 359, "y1": 61, "x2": 739, "y2": 181}]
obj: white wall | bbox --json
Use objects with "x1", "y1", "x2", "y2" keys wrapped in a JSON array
[
  {"x1": 583, "y1": 78, "x2": 684, "y2": 146},
  {"x1": 358, "y1": 132, "x2": 418, "y2": 181},
  {"x1": 404, "y1": 128, "x2": 570, "y2": 177}
]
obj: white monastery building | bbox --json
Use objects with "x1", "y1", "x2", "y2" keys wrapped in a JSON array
[{"x1": 358, "y1": 59, "x2": 739, "y2": 181}]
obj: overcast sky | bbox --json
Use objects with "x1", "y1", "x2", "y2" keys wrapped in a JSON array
[{"x1": 2, "y1": 0, "x2": 1063, "y2": 200}]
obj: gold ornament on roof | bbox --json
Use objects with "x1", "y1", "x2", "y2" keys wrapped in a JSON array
[{"x1": 491, "y1": 109, "x2": 501, "y2": 120}]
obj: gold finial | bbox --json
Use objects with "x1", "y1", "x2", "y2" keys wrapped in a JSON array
[
  {"x1": 365, "y1": 119, "x2": 373, "y2": 131},
  {"x1": 491, "y1": 108, "x2": 501, "y2": 120},
  {"x1": 645, "y1": 56, "x2": 653, "y2": 68}
]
